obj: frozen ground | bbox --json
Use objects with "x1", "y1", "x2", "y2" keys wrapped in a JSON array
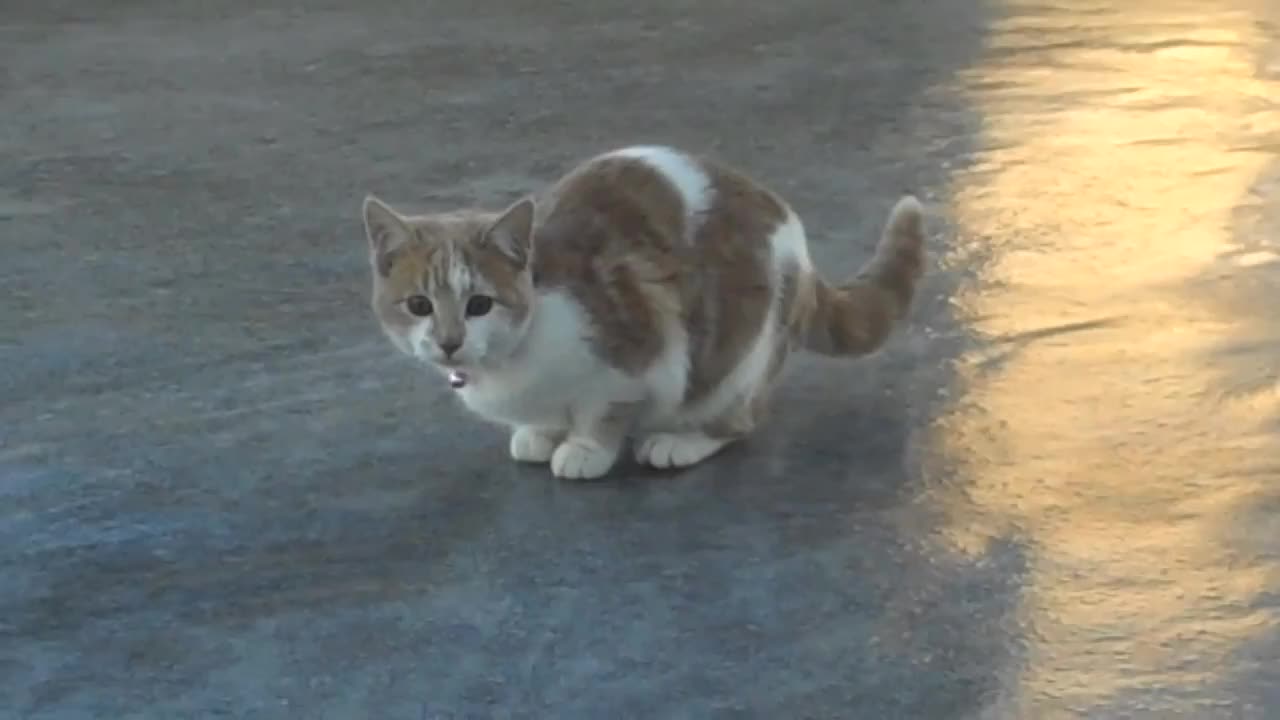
[{"x1": 2, "y1": 0, "x2": 1278, "y2": 717}]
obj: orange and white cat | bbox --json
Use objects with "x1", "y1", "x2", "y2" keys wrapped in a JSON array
[{"x1": 361, "y1": 145, "x2": 925, "y2": 480}]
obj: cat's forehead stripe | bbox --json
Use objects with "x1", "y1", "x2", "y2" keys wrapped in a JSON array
[
  {"x1": 447, "y1": 243, "x2": 472, "y2": 293},
  {"x1": 415, "y1": 240, "x2": 475, "y2": 295}
]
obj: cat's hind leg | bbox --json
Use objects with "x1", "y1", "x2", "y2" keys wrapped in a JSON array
[
  {"x1": 634, "y1": 389, "x2": 766, "y2": 470},
  {"x1": 634, "y1": 344, "x2": 788, "y2": 471},
  {"x1": 633, "y1": 431, "x2": 731, "y2": 470}
]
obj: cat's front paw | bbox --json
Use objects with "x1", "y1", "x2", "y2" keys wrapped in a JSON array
[
  {"x1": 509, "y1": 426, "x2": 560, "y2": 463},
  {"x1": 634, "y1": 432, "x2": 727, "y2": 470},
  {"x1": 551, "y1": 439, "x2": 618, "y2": 480}
]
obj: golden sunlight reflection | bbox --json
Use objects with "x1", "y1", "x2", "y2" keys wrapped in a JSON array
[{"x1": 935, "y1": 0, "x2": 1280, "y2": 711}]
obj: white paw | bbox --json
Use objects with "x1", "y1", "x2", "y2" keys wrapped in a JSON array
[
  {"x1": 550, "y1": 439, "x2": 618, "y2": 480},
  {"x1": 634, "y1": 432, "x2": 727, "y2": 469},
  {"x1": 509, "y1": 426, "x2": 559, "y2": 463}
]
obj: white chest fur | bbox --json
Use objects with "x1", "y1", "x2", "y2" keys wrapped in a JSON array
[{"x1": 454, "y1": 291, "x2": 639, "y2": 427}]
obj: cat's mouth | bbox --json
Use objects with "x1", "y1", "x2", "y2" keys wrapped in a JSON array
[{"x1": 432, "y1": 355, "x2": 468, "y2": 386}]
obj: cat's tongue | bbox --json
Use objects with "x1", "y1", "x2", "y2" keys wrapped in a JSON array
[{"x1": 448, "y1": 370, "x2": 469, "y2": 389}]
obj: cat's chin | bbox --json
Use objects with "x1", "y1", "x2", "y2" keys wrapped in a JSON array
[{"x1": 428, "y1": 361, "x2": 477, "y2": 390}]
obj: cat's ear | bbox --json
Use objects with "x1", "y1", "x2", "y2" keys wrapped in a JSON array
[
  {"x1": 362, "y1": 194, "x2": 412, "y2": 262},
  {"x1": 484, "y1": 198, "x2": 535, "y2": 268}
]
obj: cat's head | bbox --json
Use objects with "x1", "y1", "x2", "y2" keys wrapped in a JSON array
[{"x1": 361, "y1": 194, "x2": 537, "y2": 377}]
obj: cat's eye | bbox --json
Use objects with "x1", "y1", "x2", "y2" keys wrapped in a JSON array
[
  {"x1": 465, "y1": 295, "x2": 494, "y2": 317},
  {"x1": 404, "y1": 295, "x2": 433, "y2": 317}
]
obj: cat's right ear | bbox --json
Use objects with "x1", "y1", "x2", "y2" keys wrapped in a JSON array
[
  {"x1": 362, "y1": 195, "x2": 412, "y2": 272},
  {"x1": 484, "y1": 197, "x2": 535, "y2": 269}
]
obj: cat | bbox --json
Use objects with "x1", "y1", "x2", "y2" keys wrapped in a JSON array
[{"x1": 360, "y1": 145, "x2": 925, "y2": 480}]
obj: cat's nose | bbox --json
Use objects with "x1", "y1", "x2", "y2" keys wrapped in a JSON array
[{"x1": 438, "y1": 339, "x2": 462, "y2": 357}]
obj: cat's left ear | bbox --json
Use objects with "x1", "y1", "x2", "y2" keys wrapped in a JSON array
[
  {"x1": 484, "y1": 198, "x2": 535, "y2": 268},
  {"x1": 362, "y1": 194, "x2": 413, "y2": 270}
]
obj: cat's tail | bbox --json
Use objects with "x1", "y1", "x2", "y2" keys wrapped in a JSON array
[{"x1": 799, "y1": 195, "x2": 926, "y2": 357}]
